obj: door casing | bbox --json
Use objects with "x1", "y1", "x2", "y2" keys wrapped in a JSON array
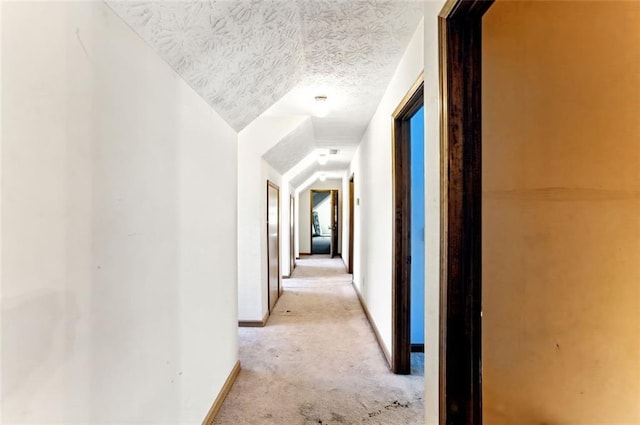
[
  {"x1": 309, "y1": 189, "x2": 338, "y2": 256},
  {"x1": 391, "y1": 74, "x2": 424, "y2": 375},
  {"x1": 266, "y1": 181, "x2": 280, "y2": 313},
  {"x1": 331, "y1": 190, "x2": 339, "y2": 258},
  {"x1": 438, "y1": 0, "x2": 494, "y2": 423}
]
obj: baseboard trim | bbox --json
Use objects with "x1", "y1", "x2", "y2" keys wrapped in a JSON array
[
  {"x1": 238, "y1": 311, "x2": 269, "y2": 327},
  {"x1": 202, "y1": 360, "x2": 241, "y2": 425},
  {"x1": 351, "y1": 281, "x2": 392, "y2": 369},
  {"x1": 298, "y1": 252, "x2": 311, "y2": 256},
  {"x1": 411, "y1": 343, "x2": 424, "y2": 353}
]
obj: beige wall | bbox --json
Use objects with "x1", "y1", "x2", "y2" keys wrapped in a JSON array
[{"x1": 482, "y1": 1, "x2": 640, "y2": 423}]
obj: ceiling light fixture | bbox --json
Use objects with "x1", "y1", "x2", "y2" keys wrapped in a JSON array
[
  {"x1": 313, "y1": 95, "x2": 329, "y2": 117},
  {"x1": 317, "y1": 154, "x2": 328, "y2": 165},
  {"x1": 319, "y1": 172, "x2": 327, "y2": 182}
]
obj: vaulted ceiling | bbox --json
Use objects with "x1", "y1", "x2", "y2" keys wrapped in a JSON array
[{"x1": 108, "y1": 0, "x2": 423, "y2": 188}]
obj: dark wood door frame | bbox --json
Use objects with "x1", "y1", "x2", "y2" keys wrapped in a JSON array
[
  {"x1": 391, "y1": 74, "x2": 424, "y2": 375},
  {"x1": 348, "y1": 175, "x2": 355, "y2": 274},
  {"x1": 309, "y1": 189, "x2": 337, "y2": 255},
  {"x1": 330, "y1": 190, "x2": 339, "y2": 258},
  {"x1": 266, "y1": 180, "x2": 281, "y2": 313},
  {"x1": 438, "y1": 0, "x2": 493, "y2": 423}
]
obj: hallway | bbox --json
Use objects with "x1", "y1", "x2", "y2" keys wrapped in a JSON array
[{"x1": 214, "y1": 257, "x2": 424, "y2": 425}]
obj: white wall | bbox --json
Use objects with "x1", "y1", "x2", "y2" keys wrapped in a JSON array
[
  {"x1": 298, "y1": 188, "x2": 310, "y2": 255},
  {"x1": 294, "y1": 190, "x2": 301, "y2": 258},
  {"x1": 298, "y1": 179, "x2": 343, "y2": 255},
  {"x1": 237, "y1": 117, "x2": 302, "y2": 321},
  {"x1": 342, "y1": 11, "x2": 444, "y2": 422},
  {"x1": 1, "y1": 2, "x2": 238, "y2": 424},
  {"x1": 341, "y1": 173, "x2": 351, "y2": 268},
  {"x1": 347, "y1": 18, "x2": 424, "y2": 356},
  {"x1": 280, "y1": 179, "x2": 294, "y2": 278},
  {"x1": 422, "y1": 3, "x2": 446, "y2": 424}
]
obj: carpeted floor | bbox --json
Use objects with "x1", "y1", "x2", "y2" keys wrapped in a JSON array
[{"x1": 214, "y1": 257, "x2": 424, "y2": 425}]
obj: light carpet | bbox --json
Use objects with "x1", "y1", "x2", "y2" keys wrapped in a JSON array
[{"x1": 214, "y1": 256, "x2": 424, "y2": 425}]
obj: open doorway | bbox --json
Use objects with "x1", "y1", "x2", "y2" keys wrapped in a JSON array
[
  {"x1": 310, "y1": 189, "x2": 338, "y2": 256},
  {"x1": 409, "y1": 105, "x2": 425, "y2": 357},
  {"x1": 391, "y1": 75, "x2": 424, "y2": 375}
]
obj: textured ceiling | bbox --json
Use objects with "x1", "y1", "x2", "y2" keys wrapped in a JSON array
[
  {"x1": 289, "y1": 155, "x2": 351, "y2": 188},
  {"x1": 262, "y1": 119, "x2": 315, "y2": 175},
  {"x1": 107, "y1": 0, "x2": 423, "y2": 132},
  {"x1": 108, "y1": 0, "x2": 304, "y2": 131},
  {"x1": 290, "y1": 165, "x2": 319, "y2": 188}
]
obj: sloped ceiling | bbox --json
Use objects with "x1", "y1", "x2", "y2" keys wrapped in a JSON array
[
  {"x1": 107, "y1": 1, "x2": 423, "y2": 132},
  {"x1": 262, "y1": 118, "x2": 315, "y2": 175},
  {"x1": 290, "y1": 165, "x2": 319, "y2": 188},
  {"x1": 289, "y1": 159, "x2": 349, "y2": 188}
]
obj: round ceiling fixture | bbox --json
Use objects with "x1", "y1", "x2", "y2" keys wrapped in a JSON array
[{"x1": 313, "y1": 95, "x2": 329, "y2": 117}]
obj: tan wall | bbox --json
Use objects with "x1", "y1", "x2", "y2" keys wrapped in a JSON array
[{"x1": 482, "y1": 1, "x2": 640, "y2": 423}]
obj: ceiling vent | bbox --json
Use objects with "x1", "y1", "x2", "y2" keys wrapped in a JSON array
[{"x1": 329, "y1": 149, "x2": 339, "y2": 155}]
